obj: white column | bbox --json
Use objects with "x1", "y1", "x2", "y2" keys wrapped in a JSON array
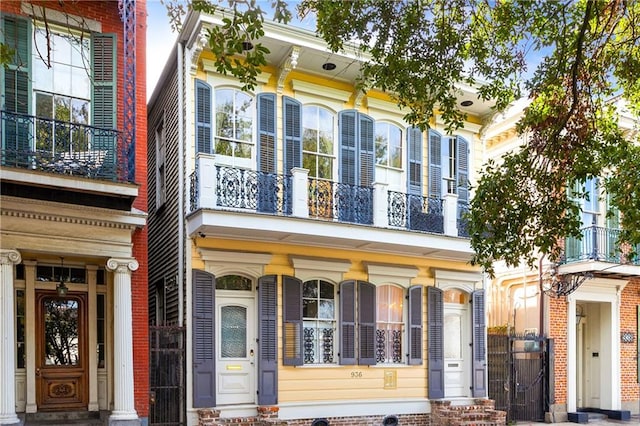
[
  {"x1": 372, "y1": 182, "x2": 388, "y2": 228},
  {"x1": 106, "y1": 258, "x2": 139, "y2": 423},
  {"x1": 291, "y1": 167, "x2": 309, "y2": 218},
  {"x1": 443, "y1": 193, "x2": 459, "y2": 236},
  {"x1": 0, "y1": 250, "x2": 21, "y2": 425}
]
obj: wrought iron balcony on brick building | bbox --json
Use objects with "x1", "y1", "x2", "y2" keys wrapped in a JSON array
[
  {"x1": 564, "y1": 225, "x2": 640, "y2": 265},
  {"x1": 1, "y1": 110, "x2": 133, "y2": 183},
  {"x1": 189, "y1": 154, "x2": 470, "y2": 238}
]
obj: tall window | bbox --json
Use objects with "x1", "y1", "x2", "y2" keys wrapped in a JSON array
[
  {"x1": 302, "y1": 279, "x2": 336, "y2": 364},
  {"x1": 215, "y1": 88, "x2": 254, "y2": 159},
  {"x1": 376, "y1": 285, "x2": 404, "y2": 364},
  {"x1": 302, "y1": 106, "x2": 334, "y2": 179},
  {"x1": 33, "y1": 24, "x2": 91, "y2": 155},
  {"x1": 375, "y1": 123, "x2": 402, "y2": 168}
]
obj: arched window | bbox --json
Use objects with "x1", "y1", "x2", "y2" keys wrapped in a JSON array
[
  {"x1": 302, "y1": 105, "x2": 334, "y2": 179},
  {"x1": 375, "y1": 122, "x2": 402, "y2": 168},
  {"x1": 303, "y1": 279, "x2": 336, "y2": 364},
  {"x1": 214, "y1": 88, "x2": 254, "y2": 159}
]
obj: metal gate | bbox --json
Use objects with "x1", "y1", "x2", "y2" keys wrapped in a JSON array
[
  {"x1": 150, "y1": 326, "x2": 185, "y2": 426},
  {"x1": 488, "y1": 333, "x2": 549, "y2": 422}
]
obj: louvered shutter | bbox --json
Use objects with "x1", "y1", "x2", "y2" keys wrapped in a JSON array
[
  {"x1": 428, "y1": 130, "x2": 442, "y2": 199},
  {"x1": 1, "y1": 15, "x2": 31, "y2": 161},
  {"x1": 408, "y1": 285, "x2": 423, "y2": 365},
  {"x1": 407, "y1": 127, "x2": 423, "y2": 195},
  {"x1": 283, "y1": 96, "x2": 302, "y2": 174},
  {"x1": 359, "y1": 113, "x2": 375, "y2": 187},
  {"x1": 606, "y1": 193, "x2": 620, "y2": 260},
  {"x1": 195, "y1": 80, "x2": 212, "y2": 154},
  {"x1": 339, "y1": 280, "x2": 356, "y2": 365},
  {"x1": 283, "y1": 275, "x2": 303, "y2": 366},
  {"x1": 427, "y1": 286, "x2": 444, "y2": 399},
  {"x1": 258, "y1": 275, "x2": 278, "y2": 404},
  {"x1": 192, "y1": 270, "x2": 215, "y2": 407},
  {"x1": 471, "y1": 289, "x2": 487, "y2": 397},
  {"x1": 91, "y1": 33, "x2": 117, "y2": 177},
  {"x1": 456, "y1": 136, "x2": 469, "y2": 203},
  {"x1": 257, "y1": 93, "x2": 277, "y2": 213},
  {"x1": 358, "y1": 281, "x2": 376, "y2": 365},
  {"x1": 339, "y1": 110, "x2": 357, "y2": 186}
]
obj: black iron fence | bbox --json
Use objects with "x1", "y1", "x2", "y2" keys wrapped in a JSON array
[
  {"x1": 565, "y1": 226, "x2": 626, "y2": 263},
  {"x1": 150, "y1": 325, "x2": 185, "y2": 426},
  {"x1": 388, "y1": 191, "x2": 444, "y2": 233},
  {"x1": 308, "y1": 178, "x2": 373, "y2": 224}
]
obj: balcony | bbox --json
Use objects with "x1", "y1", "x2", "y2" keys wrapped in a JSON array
[
  {"x1": 189, "y1": 155, "x2": 469, "y2": 245},
  {"x1": 1, "y1": 110, "x2": 133, "y2": 183}
]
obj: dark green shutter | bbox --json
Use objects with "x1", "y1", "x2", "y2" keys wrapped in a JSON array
[
  {"x1": 92, "y1": 33, "x2": 117, "y2": 176},
  {"x1": 407, "y1": 127, "x2": 423, "y2": 195},
  {"x1": 471, "y1": 289, "x2": 487, "y2": 397},
  {"x1": 2, "y1": 15, "x2": 31, "y2": 160},
  {"x1": 258, "y1": 275, "x2": 278, "y2": 404},
  {"x1": 408, "y1": 285, "x2": 423, "y2": 365},
  {"x1": 428, "y1": 130, "x2": 442, "y2": 199},
  {"x1": 195, "y1": 79, "x2": 212, "y2": 154},
  {"x1": 339, "y1": 280, "x2": 356, "y2": 365},
  {"x1": 283, "y1": 275, "x2": 303, "y2": 366},
  {"x1": 192, "y1": 270, "x2": 215, "y2": 407},
  {"x1": 283, "y1": 96, "x2": 302, "y2": 175},
  {"x1": 456, "y1": 136, "x2": 469, "y2": 203},
  {"x1": 339, "y1": 110, "x2": 357, "y2": 186},
  {"x1": 257, "y1": 93, "x2": 277, "y2": 213},
  {"x1": 427, "y1": 286, "x2": 444, "y2": 399},
  {"x1": 359, "y1": 113, "x2": 375, "y2": 187},
  {"x1": 358, "y1": 281, "x2": 376, "y2": 365}
]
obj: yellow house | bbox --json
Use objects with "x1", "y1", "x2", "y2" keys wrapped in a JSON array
[{"x1": 147, "y1": 9, "x2": 497, "y2": 426}]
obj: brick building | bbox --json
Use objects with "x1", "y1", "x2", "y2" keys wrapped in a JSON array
[{"x1": 0, "y1": 1, "x2": 148, "y2": 424}]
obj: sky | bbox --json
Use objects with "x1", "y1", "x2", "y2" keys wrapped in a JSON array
[{"x1": 146, "y1": 1, "x2": 178, "y2": 101}]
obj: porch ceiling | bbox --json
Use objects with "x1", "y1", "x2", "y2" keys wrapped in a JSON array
[
  {"x1": 558, "y1": 260, "x2": 640, "y2": 279},
  {"x1": 187, "y1": 208, "x2": 475, "y2": 261}
]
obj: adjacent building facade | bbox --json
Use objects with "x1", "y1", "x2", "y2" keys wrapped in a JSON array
[
  {"x1": 484, "y1": 99, "x2": 640, "y2": 422},
  {"x1": 147, "y1": 10, "x2": 496, "y2": 426},
  {"x1": 0, "y1": 1, "x2": 148, "y2": 424}
]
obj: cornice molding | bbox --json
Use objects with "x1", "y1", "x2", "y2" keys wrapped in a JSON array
[{"x1": 277, "y1": 46, "x2": 300, "y2": 94}]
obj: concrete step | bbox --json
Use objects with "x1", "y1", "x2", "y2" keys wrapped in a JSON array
[{"x1": 24, "y1": 411, "x2": 105, "y2": 426}]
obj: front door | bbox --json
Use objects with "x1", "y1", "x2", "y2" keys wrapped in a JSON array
[
  {"x1": 443, "y1": 289, "x2": 470, "y2": 397},
  {"x1": 216, "y1": 293, "x2": 256, "y2": 405},
  {"x1": 36, "y1": 291, "x2": 88, "y2": 410}
]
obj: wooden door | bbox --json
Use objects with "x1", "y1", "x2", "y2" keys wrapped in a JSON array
[{"x1": 36, "y1": 291, "x2": 88, "y2": 410}]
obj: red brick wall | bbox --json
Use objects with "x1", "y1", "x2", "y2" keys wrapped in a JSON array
[
  {"x1": 548, "y1": 296, "x2": 568, "y2": 406},
  {"x1": 620, "y1": 277, "x2": 640, "y2": 404},
  {"x1": 1, "y1": 0, "x2": 149, "y2": 417}
]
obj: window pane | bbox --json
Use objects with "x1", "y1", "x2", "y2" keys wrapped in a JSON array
[
  {"x1": 303, "y1": 281, "x2": 318, "y2": 298},
  {"x1": 220, "y1": 306, "x2": 247, "y2": 358},
  {"x1": 216, "y1": 275, "x2": 252, "y2": 291},
  {"x1": 318, "y1": 300, "x2": 334, "y2": 319},
  {"x1": 43, "y1": 298, "x2": 79, "y2": 366},
  {"x1": 70, "y1": 66, "x2": 91, "y2": 99},
  {"x1": 444, "y1": 313, "x2": 462, "y2": 359},
  {"x1": 319, "y1": 281, "x2": 334, "y2": 299},
  {"x1": 303, "y1": 129, "x2": 318, "y2": 152},
  {"x1": 319, "y1": 131, "x2": 333, "y2": 155},
  {"x1": 303, "y1": 299, "x2": 318, "y2": 318},
  {"x1": 303, "y1": 153, "x2": 317, "y2": 178},
  {"x1": 318, "y1": 156, "x2": 332, "y2": 179}
]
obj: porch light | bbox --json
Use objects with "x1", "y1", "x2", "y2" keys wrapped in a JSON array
[
  {"x1": 57, "y1": 257, "x2": 69, "y2": 297},
  {"x1": 322, "y1": 62, "x2": 336, "y2": 71},
  {"x1": 576, "y1": 304, "x2": 586, "y2": 326}
]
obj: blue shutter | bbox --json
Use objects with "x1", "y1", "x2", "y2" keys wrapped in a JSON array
[
  {"x1": 408, "y1": 285, "x2": 423, "y2": 365},
  {"x1": 283, "y1": 96, "x2": 302, "y2": 174},
  {"x1": 339, "y1": 280, "x2": 356, "y2": 365},
  {"x1": 428, "y1": 130, "x2": 442, "y2": 199},
  {"x1": 358, "y1": 281, "x2": 376, "y2": 365},
  {"x1": 283, "y1": 275, "x2": 303, "y2": 366},
  {"x1": 339, "y1": 110, "x2": 357, "y2": 186},
  {"x1": 192, "y1": 270, "x2": 215, "y2": 408},
  {"x1": 427, "y1": 286, "x2": 444, "y2": 399},
  {"x1": 359, "y1": 113, "x2": 375, "y2": 187},
  {"x1": 195, "y1": 80, "x2": 212, "y2": 154},
  {"x1": 92, "y1": 33, "x2": 117, "y2": 177},
  {"x1": 1, "y1": 15, "x2": 31, "y2": 163},
  {"x1": 407, "y1": 127, "x2": 423, "y2": 195},
  {"x1": 257, "y1": 93, "x2": 277, "y2": 213},
  {"x1": 471, "y1": 289, "x2": 487, "y2": 397},
  {"x1": 258, "y1": 275, "x2": 278, "y2": 404},
  {"x1": 456, "y1": 136, "x2": 469, "y2": 203}
]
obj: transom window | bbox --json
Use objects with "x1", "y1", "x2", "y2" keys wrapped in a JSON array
[
  {"x1": 215, "y1": 88, "x2": 254, "y2": 159},
  {"x1": 302, "y1": 279, "x2": 336, "y2": 364},
  {"x1": 302, "y1": 106, "x2": 334, "y2": 179},
  {"x1": 375, "y1": 122, "x2": 402, "y2": 168},
  {"x1": 216, "y1": 275, "x2": 252, "y2": 291},
  {"x1": 376, "y1": 285, "x2": 404, "y2": 364}
]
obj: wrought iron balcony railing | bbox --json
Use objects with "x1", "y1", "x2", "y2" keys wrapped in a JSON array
[
  {"x1": 190, "y1": 156, "x2": 468, "y2": 238},
  {"x1": 564, "y1": 225, "x2": 637, "y2": 264},
  {"x1": 1, "y1": 110, "x2": 132, "y2": 183}
]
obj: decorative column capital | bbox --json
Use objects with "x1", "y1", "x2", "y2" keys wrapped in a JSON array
[
  {"x1": 106, "y1": 258, "x2": 139, "y2": 273},
  {"x1": 0, "y1": 249, "x2": 21, "y2": 266}
]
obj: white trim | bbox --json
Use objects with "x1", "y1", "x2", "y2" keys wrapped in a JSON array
[
  {"x1": 291, "y1": 256, "x2": 351, "y2": 283},
  {"x1": 291, "y1": 79, "x2": 351, "y2": 109},
  {"x1": 201, "y1": 58, "x2": 272, "y2": 85},
  {"x1": 434, "y1": 269, "x2": 482, "y2": 292},
  {"x1": 366, "y1": 264, "x2": 419, "y2": 287},
  {"x1": 197, "y1": 249, "x2": 272, "y2": 279}
]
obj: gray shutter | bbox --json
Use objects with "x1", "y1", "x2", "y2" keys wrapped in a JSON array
[
  {"x1": 428, "y1": 130, "x2": 442, "y2": 199},
  {"x1": 427, "y1": 286, "x2": 444, "y2": 399},
  {"x1": 92, "y1": 33, "x2": 117, "y2": 176},
  {"x1": 283, "y1": 96, "x2": 302, "y2": 174},
  {"x1": 407, "y1": 127, "x2": 423, "y2": 195},
  {"x1": 283, "y1": 275, "x2": 303, "y2": 366},
  {"x1": 359, "y1": 113, "x2": 375, "y2": 187},
  {"x1": 472, "y1": 289, "x2": 487, "y2": 397},
  {"x1": 339, "y1": 280, "x2": 356, "y2": 365},
  {"x1": 408, "y1": 285, "x2": 423, "y2": 365},
  {"x1": 192, "y1": 270, "x2": 215, "y2": 408},
  {"x1": 456, "y1": 136, "x2": 469, "y2": 203},
  {"x1": 1, "y1": 15, "x2": 31, "y2": 159},
  {"x1": 258, "y1": 275, "x2": 278, "y2": 405},
  {"x1": 195, "y1": 80, "x2": 212, "y2": 154},
  {"x1": 358, "y1": 281, "x2": 376, "y2": 365},
  {"x1": 339, "y1": 110, "x2": 357, "y2": 186},
  {"x1": 257, "y1": 93, "x2": 277, "y2": 213}
]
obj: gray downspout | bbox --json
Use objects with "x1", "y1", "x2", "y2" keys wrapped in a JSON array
[{"x1": 177, "y1": 41, "x2": 185, "y2": 327}]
